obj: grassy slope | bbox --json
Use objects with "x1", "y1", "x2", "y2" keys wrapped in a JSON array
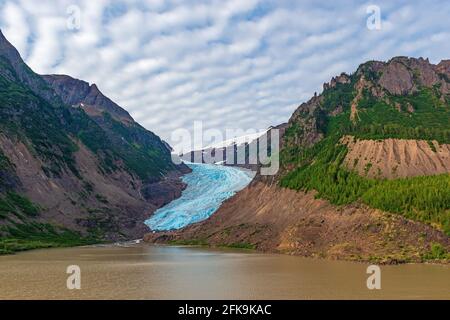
[{"x1": 0, "y1": 223, "x2": 98, "y2": 255}]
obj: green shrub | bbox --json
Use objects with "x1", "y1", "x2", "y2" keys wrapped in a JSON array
[
  {"x1": 423, "y1": 243, "x2": 449, "y2": 260},
  {"x1": 0, "y1": 222, "x2": 99, "y2": 255},
  {"x1": 0, "y1": 192, "x2": 40, "y2": 219},
  {"x1": 281, "y1": 138, "x2": 450, "y2": 235}
]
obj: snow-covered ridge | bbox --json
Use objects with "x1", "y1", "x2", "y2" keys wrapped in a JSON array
[{"x1": 189, "y1": 128, "x2": 270, "y2": 153}]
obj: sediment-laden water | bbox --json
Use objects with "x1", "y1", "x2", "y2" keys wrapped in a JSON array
[{"x1": 0, "y1": 244, "x2": 448, "y2": 299}]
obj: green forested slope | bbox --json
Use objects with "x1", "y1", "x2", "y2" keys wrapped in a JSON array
[
  {"x1": 280, "y1": 58, "x2": 450, "y2": 236},
  {"x1": 0, "y1": 30, "x2": 185, "y2": 253}
]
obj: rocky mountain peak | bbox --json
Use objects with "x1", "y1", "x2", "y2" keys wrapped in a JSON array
[
  {"x1": 0, "y1": 30, "x2": 62, "y2": 104},
  {"x1": 436, "y1": 60, "x2": 450, "y2": 76},
  {"x1": 0, "y1": 29, "x2": 134, "y2": 122},
  {"x1": 357, "y1": 56, "x2": 449, "y2": 96},
  {"x1": 42, "y1": 74, "x2": 134, "y2": 124},
  {"x1": 41, "y1": 74, "x2": 91, "y2": 104},
  {"x1": 285, "y1": 55, "x2": 450, "y2": 153},
  {"x1": 0, "y1": 29, "x2": 21, "y2": 62},
  {"x1": 323, "y1": 72, "x2": 351, "y2": 91}
]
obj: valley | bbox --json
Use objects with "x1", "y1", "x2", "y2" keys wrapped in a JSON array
[
  {"x1": 146, "y1": 57, "x2": 450, "y2": 264},
  {"x1": 0, "y1": 31, "x2": 449, "y2": 265}
]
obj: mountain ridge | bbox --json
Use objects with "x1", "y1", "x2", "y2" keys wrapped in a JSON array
[
  {"x1": 0, "y1": 30, "x2": 189, "y2": 253},
  {"x1": 146, "y1": 55, "x2": 450, "y2": 263},
  {"x1": 41, "y1": 74, "x2": 135, "y2": 124}
]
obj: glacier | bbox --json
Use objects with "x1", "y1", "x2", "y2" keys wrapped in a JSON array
[{"x1": 145, "y1": 163, "x2": 255, "y2": 231}]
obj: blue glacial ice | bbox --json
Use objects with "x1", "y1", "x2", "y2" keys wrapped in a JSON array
[{"x1": 145, "y1": 163, "x2": 254, "y2": 231}]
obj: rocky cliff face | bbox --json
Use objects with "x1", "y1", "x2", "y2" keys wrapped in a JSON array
[
  {"x1": 42, "y1": 75, "x2": 134, "y2": 124},
  {"x1": 147, "y1": 56, "x2": 450, "y2": 262},
  {"x1": 0, "y1": 30, "x2": 189, "y2": 246},
  {"x1": 377, "y1": 57, "x2": 450, "y2": 95},
  {"x1": 284, "y1": 57, "x2": 450, "y2": 153}
]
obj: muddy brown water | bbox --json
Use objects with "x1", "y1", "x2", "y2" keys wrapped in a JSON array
[{"x1": 0, "y1": 244, "x2": 448, "y2": 299}]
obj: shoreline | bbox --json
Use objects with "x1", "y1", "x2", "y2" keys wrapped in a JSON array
[
  {"x1": 2, "y1": 240, "x2": 449, "y2": 267},
  {"x1": 143, "y1": 231, "x2": 450, "y2": 265},
  {"x1": 145, "y1": 240, "x2": 450, "y2": 266}
]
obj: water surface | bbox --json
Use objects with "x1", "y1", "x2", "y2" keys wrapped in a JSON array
[{"x1": 0, "y1": 244, "x2": 448, "y2": 300}]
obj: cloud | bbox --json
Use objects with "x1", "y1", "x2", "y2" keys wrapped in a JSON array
[
  {"x1": 1, "y1": 1, "x2": 29, "y2": 56},
  {"x1": 1, "y1": 0, "x2": 450, "y2": 152}
]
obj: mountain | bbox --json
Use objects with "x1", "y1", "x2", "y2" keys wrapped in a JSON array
[
  {"x1": 41, "y1": 74, "x2": 135, "y2": 124},
  {"x1": 147, "y1": 56, "x2": 450, "y2": 263},
  {"x1": 181, "y1": 123, "x2": 287, "y2": 171},
  {"x1": 0, "y1": 30, "x2": 190, "y2": 254}
]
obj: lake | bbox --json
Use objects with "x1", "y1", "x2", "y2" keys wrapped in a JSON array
[{"x1": 0, "y1": 243, "x2": 448, "y2": 299}]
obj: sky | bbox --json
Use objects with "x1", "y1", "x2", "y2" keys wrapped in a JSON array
[{"x1": 1, "y1": 0, "x2": 450, "y2": 151}]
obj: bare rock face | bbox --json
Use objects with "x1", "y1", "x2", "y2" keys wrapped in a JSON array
[
  {"x1": 435, "y1": 60, "x2": 450, "y2": 76},
  {"x1": 378, "y1": 60, "x2": 415, "y2": 95},
  {"x1": 350, "y1": 75, "x2": 373, "y2": 122},
  {"x1": 40, "y1": 75, "x2": 91, "y2": 105},
  {"x1": 0, "y1": 148, "x2": 20, "y2": 193},
  {"x1": 42, "y1": 75, "x2": 134, "y2": 124},
  {"x1": 408, "y1": 57, "x2": 440, "y2": 87},
  {"x1": 287, "y1": 94, "x2": 325, "y2": 148},
  {"x1": 142, "y1": 172, "x2": 187, "y2": 207},
  {"x1": 0, "y1": 30, "x2": 19, "y2": 62},
  {"x1": 435, "y1": 60, "x2": 450, "y2": 94},
  {"x1": 323, "y1": 72, "x2": 351, "y2": 91},
  {"x1": 359, "y1": 56, "x2": 450, "y2": 96}
]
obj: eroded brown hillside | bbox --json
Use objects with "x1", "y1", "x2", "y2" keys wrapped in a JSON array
[
  {"x1": 341, "y1": 136, "x2": 450, "y2": 179},
  {"x1": 146, "y1": 181, "x2": 449, "y2": 263}
]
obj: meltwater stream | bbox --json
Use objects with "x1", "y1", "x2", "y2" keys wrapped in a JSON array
[{"x1": 145, "y1": 163, "x2": 254, "y2": 231}]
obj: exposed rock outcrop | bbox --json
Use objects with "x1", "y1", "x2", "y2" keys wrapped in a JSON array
[
  {"x1": 361, "y1": 56, "x2": 450, "y2": 96},
  {"x1": 323, "y1": 72, "x2": 351, "y2": 91},
  {"x1": 42, "y1": 75, "x2": 134, "y2": 124}
]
